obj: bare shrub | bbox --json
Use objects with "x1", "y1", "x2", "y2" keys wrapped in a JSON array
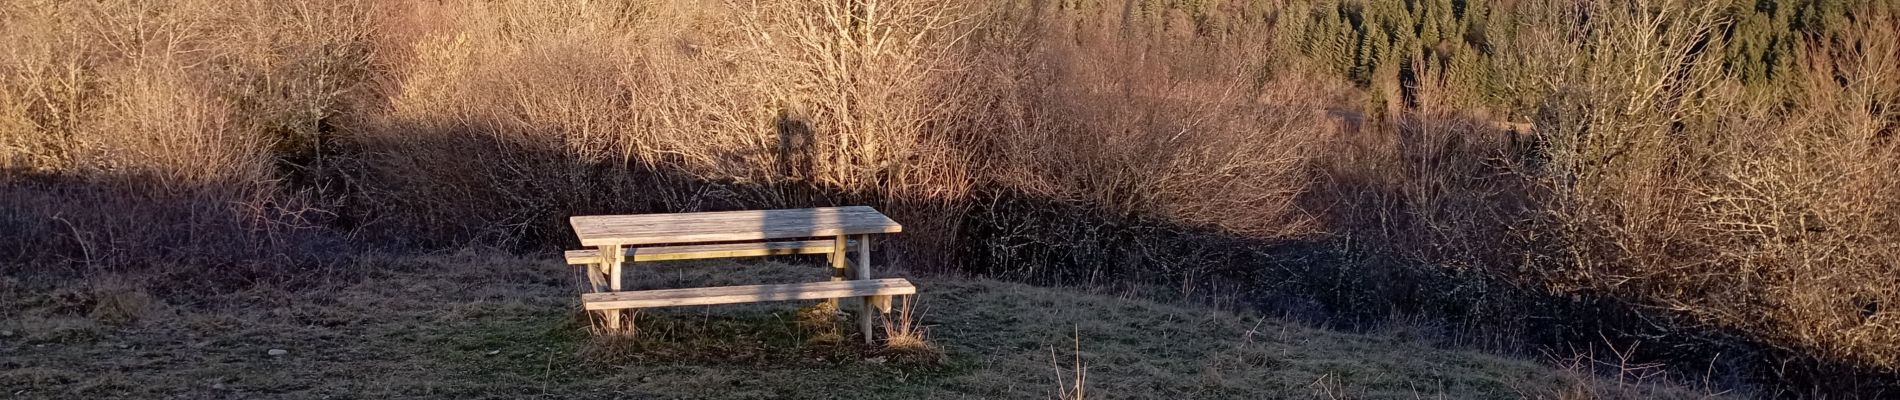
[
  {"x1": 965, "y1": 3, "x2": 1320, "y2": 238},
  {"x1": 1291, "y1": 0, "x2": 1900, "y2": 390},
  {"x1": 1506, "y1": 0, "x2": 1900, "y2": 374},
  {"x1": 0, "y1": 0, "x2": 370, "y2": 274},
  {"x1": 951, "y1": 2, "x2": 1330, "y2": 289},
  {"x1": 346, "y1": 0, "x2": 978, "y2": 259}
]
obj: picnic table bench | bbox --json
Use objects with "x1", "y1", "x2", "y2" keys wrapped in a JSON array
[{"x1": 564, "y1": 206, "x2": 914, "y2": 343}]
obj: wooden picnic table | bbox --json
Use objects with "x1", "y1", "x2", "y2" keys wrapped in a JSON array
[{"x1": 565, "y1": 206, "x2": 911, "y2": 343}]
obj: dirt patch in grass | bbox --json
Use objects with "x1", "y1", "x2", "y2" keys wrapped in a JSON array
[{"x1": 1, "y1": 253, "x2": 1722, "y2": 399}]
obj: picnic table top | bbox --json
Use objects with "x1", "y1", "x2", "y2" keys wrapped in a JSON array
[{"x1": 569, "y1": 206, "x2": 902, "y2": 246}]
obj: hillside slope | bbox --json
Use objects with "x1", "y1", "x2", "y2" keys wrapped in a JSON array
[{"x1": 1, "y1": 254, "x2": 1714, "y2": 399}]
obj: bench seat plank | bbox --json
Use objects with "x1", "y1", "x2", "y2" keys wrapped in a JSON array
[
  {"x1": 563, "y1": 240, "x2": 854, "y2": 264},
  {"x1": 581, "y1": 279, "x2": 916, "y2": 310}
]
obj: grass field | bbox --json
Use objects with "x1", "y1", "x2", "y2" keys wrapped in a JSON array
[{"x1": 0, "y1": 253, "x2": 1717, "y2": 399}]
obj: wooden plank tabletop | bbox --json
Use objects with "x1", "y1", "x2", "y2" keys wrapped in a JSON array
[{"x1": 570, "y1": 206, "x2": 902, "y2": 246}]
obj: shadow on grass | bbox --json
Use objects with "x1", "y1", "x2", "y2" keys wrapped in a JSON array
[{"x1": 580, "y1": 308, "x2": 880, "y2": 367}]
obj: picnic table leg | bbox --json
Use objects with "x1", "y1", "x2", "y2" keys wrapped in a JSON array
[
  {"x1": 856, "y1": 234, "x2": 874, "y2": 345},
  {"x1": 584, "y1": 260, "x2": 608, "y2": 293},
  {"x1": 826, "y1": 235, "x2": 847, "y2": 309},
  {"x1": 603, "y1": 244, "x2": 624, "y2": 332},
  {"x1": 582, "y1": 246, "x2": 609, "y2": 328}
]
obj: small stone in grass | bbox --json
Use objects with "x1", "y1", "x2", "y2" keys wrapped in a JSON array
[
  {"x1": 267, "y1": 349, "x2": 288, "y2": 356},
  {"x1": 0, "y1": 330, "x2": 14, "y2": 337}
]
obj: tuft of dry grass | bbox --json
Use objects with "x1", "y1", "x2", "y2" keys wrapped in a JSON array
[
  {"x1": 81, "y1": 275, "x2": 157, "y2": 325},
  {"x1": 795, "y1": 301, "x2": 846, "y2": 345},
  {"x1": 582, "y1": 308, "x2": 640, "y2": 337},
  {"x1": 1050, "y1": 327, "x2": 1089, "y2": 400},
  {"x1": 877, "y1": 295, "x2": 938, "y2": 363},
  {"x1": 1508, "y1": 338, "x2": 1732, "y2": 400}
]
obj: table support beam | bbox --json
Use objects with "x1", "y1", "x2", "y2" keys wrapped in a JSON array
[
  {"x1": 826, "y1": 235, "x2": 847, "y2": 308},
  {"x1": 856, "y1": 234, "x2": 874, "y2": 345},
  {"x1": 603, "y1": 244, "x2": 626, "y2": 332}
]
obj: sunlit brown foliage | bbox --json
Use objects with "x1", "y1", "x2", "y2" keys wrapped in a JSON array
[{"x1": 4, "y1": 0, "x2": 1899, "y2": 393}]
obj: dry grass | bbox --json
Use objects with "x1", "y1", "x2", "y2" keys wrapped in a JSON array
[
  {"x1": 1051, "y1": 328, "x2": 1088, "y2": 400},
  {"x1": 877, "y1": 295, "x2": 938, "y2": 363},
  {"x1": 795, "y1": 301, "x2": 846, "y2": 345},
  {"x1": 0, "y1": 253, "x2": 1717, "y2": 399}
]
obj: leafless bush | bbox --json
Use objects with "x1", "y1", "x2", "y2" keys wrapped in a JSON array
[
  {"x1": 1501, "y1": 0, "x2": 1900, "y2": 374},
  {"x1": 1296, "y1": 0, "x2": 1900, "y2": 388},
  {"x1": 0, "y1": 0, "x2": 369, "y2": 273},
  {"x1": 963, "y1": 3, "x2": 1322, "y2": 238},
  {"x1": 946, "y1": 3, "x2": 1330, "y2": 290},
  {"x1": 345, "y1": 0, "x2": 979, "y2": 256}
]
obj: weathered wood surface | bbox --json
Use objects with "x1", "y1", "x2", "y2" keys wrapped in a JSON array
[
  {"x1": 570, "y1": 206, "x2": 902, "y2": 246},
  {"x1": 603, "y1": 243, "x2": 624, "y2": 329},
  {"x1": 828, "y1": 235, "x2": 848, "y2": 280},
  {"x1": 581, "y1": 279, "x2": 917, "y2": 310},
  {"x1": 562, "y1": 240, "x2": 856, "y2": 264},
  {"x1": 855, "y1": 233, "x2": 875, "y2": 344}
]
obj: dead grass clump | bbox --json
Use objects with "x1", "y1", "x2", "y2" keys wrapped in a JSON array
[
  {"x1": 576, "y1": 329, "x2": 648, "y2": 367},
  {"x1": 1509, "y1": 339, "x2": 1731, "y2": 400},
  {"x1": 1050, "y1": 328, "x2": 1088, "y2": 400},
  {"x1": 582, "y1": 309, "x2": 640, "y2": 337},
  {"x1": 84, "y1": 275, "x2": 158, "y2": 324},
  {"x1": 796, "y1": 301, "x2": 846, "y2": 345},
  {"x1": 877, "y1": 296, "x2": 939, "y2": 364}
]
